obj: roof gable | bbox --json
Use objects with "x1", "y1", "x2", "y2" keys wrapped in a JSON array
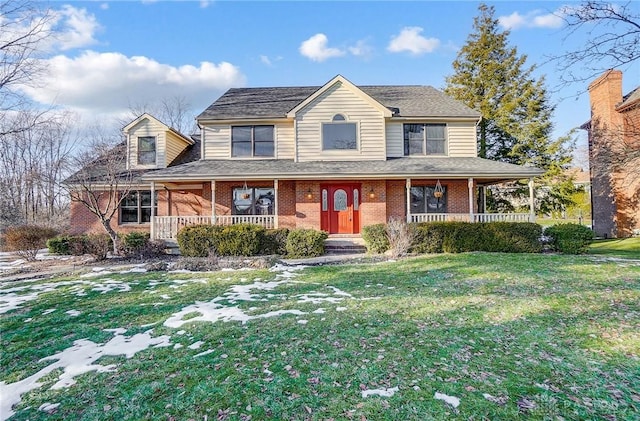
[
  {"x1": 123, "y1": 113, "x2": 194, "y2": 145},
  {"x1": 286, "y1": 75, "x2": 392, "y2": 118}
]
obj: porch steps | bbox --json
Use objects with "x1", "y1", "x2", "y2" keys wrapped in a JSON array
[{"x1": 324, "y1": 235, "x2": 367, "y2": 254}]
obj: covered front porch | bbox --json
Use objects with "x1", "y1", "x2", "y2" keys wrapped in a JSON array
[{"x1": 148, "y1": 176, "x2": 537, "y2": 241}]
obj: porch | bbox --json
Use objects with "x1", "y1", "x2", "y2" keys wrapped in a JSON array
[{"x1": 152, "y1": 212, "x2": 535, "y2": 240}]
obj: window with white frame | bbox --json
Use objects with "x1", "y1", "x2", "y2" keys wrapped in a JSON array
[
  {"x1": 120, "y1": 191, "x2": 158, "y2": 224},
  {"x1": 403, "y1": 124, "x2": 447, "y2": 156},
  {"x1": 137, "y1": 136, "x2": 156, "y2": 165},
  {"x1": 231, "y1": 125, "x2": 274, "y2": 157},
  {"x1": 232, "y1": 187, "x2": 274, "y2": 215},
  {"x1": 322, "y1": 114, "x2": 357, "y2": 150},
  {"x1": 410, "y1": 186, "x2": 447, "y2": 213}
]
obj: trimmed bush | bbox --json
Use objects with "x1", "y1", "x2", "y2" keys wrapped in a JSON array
[
  {"x1": 84, "y1": 234, "x2": 113, "y2": 260},
  {"x1": 285, "y1": 229, "x2": 328, "y2": 258},
  {"x1": 47, "y1": 236, "x2": 72, "y2": 255},
  {"x1": 411, "y1": 221, "x2": 542, "y2": 254},
  {"x1": 216, "y1": 224, "x2": 266, "y2": 256},
  {"x1": 121, "y1": 231, "x2": 166, "y2": 259},
  {"x1": 545, "y1": 223, "x2": 594, "y2": 254},
  {"x1": 362, "y1": 224, "x2": 389, "y2": 254},
  {"x1": 5, "y1": 225, "x2": 58, "y2": 260},
  {"x1": 261, "y1": 228, "x2": 290, "y2": 255},
  {"x1": 177, "y1": 224, "x2": 222, "y2": 257}
]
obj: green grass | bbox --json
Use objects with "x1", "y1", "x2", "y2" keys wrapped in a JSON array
[
  {"x1": 589, "y1": 237, "x2": 640, "y2": 258},
  {"x1": 1, "y1": 253, "x2": 639, "y2": 420}
]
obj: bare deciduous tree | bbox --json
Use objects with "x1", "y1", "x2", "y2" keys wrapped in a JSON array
[
  {"x1": 126, "y1": 95, "x2": 195, "y2": 134},
  {"x1": 555, "y1": 1, "x2": 640, "y2": 85},
  {"x1": 64, "y1": 127, "x2": 133, "y2": 256},
  {"x1": 0, "y1": 0, "x2": 53, "y2": 136}
]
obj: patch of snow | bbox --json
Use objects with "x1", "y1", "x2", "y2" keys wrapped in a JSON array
[
  {"x1": 194, "y1": 349, "x2": 215, "y2": 357},
  {"x1": 188, "y1": 341, "x2": 204, "y2": 350},
  {"x1": 312, "y1": 308, "x2": 326, "y2": 314},
  {"x1": 160, "y1": 294, "x2": 170, "y2": 300},
  {"x1": 119, "y1": 267, "x2": 147, "y2": 274},
  {"x1": 164, "y1": 303, "x2": 307, "y2": 327},
  {"x1": 0, "y1": 292, "x2": 40, "y2": 314},
  {"x1": 0, "y1": 329, "x2": 171, "y2": 420},
  {"x1": 24, "y1": 318, "x2": 32, "y2": 323},
  {"x1": 38, "y1": 402, "x2": 60, "y2": 412},
  {"x1": 297, "y1": 320, "x2": 308, "y2": 325},
  {"x1": 176, "y1": 330, "x2": 186, "y2": 335},
  {"x1": 362, "y1": 386, "x2": 399, "y2": 398},
  {"x1": 434, "y1": 392, "x2": 460, "y2": 408},
  {"x1": 326, "y1": 286, "x2": 353, "y2": 297},
  {"x1": 173, "y1": 344, "x2": 183, "y2": 349},
  {"x1": 91, "y1": 281, "x2": 132, "y2": 294},
  {"x1": 65, "y1": 310, "x2": 81, "y2": 317},
  {"x1": 80, "y1": 270, "x2": 113, "y2": 278},
  {"x1": 336, "y1": 307, "x2": 347, "y2": 312},
  {"x1": 42, "y1": 308, "x2": 56, "y2": 315}
]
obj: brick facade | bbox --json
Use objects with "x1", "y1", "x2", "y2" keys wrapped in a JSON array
[{"x1": 586, "y1": 70, "x2": 640, "y2": 237}]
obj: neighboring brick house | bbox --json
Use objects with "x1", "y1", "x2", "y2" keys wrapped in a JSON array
[
  {"x1": 582, "y1": 70, "x2": 640, "y2": 238},
  {"x1": 69, "y1": 75, "x2": 543, "y2": 241}
]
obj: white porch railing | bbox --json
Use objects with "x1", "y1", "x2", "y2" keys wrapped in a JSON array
[
  {"x1": 411, "y1": 213, "x2": 533, "y2": 224},
  {"x1": 215, "y1": 215, "x2": 276, "y2": 229},
  {"x1": 153, "y1": 215, "x2": 276, "y2": 240}
]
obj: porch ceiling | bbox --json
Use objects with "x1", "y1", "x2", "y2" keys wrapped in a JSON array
[{"x1": 142, "y1": 157, "x2": 543, "y2": 183}]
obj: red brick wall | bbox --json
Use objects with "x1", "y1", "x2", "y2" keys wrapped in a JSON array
[
  {"x1": 386, "y1": 180, "x2": 406, "y2": 221},
  {"x1": 360, "y1": 180, "x2": 387, "y2": 226},
  {"x1": 69, "y1": 191, "x2": 153, "y2": 235},
  {"x1": 294, "y1": 181, "x2": 321, "y2": 230}
]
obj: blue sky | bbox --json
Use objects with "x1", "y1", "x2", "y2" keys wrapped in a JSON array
[{"x1": 24, "y1": 0, "x2": 640, "y2": 147}]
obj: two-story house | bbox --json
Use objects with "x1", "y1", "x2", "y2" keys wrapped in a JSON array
[{"x1": 69, "y1": 75, "x2": 543, "y2": 241}]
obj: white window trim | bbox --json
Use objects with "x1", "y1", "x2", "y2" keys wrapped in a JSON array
[
  {"x1": 229, "y1": 124, "x2": 277, "y2": 159},
  {"x1": 403, "y1": 123, "x2": 449, "y2": 157}
]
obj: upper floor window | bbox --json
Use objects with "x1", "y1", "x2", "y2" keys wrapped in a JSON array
[
  {"x1": 120, "y1": 190, "x2": 158, "y2": 224},
  {"x1": 137, "y1": 136, "x2": 156, "y2": 165},
  {"x1": 232, "y1": 125, "x2": 274, "y2": 157},
  {"x1": 322, "y1": 114, "x2": 357, "y2": 150},
  {"x1": 404, "y1": 124, "x2": 447, "y2": 156}
]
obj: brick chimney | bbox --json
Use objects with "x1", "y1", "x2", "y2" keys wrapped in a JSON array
[{"x1": 588, "y1": 69, "x2": 624, "y2": 131}]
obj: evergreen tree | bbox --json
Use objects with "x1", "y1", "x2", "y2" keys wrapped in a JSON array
[{"x1": 445, "y1": 3, "x2": 577, "y2": 213}]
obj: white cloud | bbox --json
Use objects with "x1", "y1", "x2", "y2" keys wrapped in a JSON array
[
  {"x1": 20, "y1": 51, "x2": 245, "y2": 115},
  {"x1": 498, "y1": 10, "x2": 563, "y2": 30},
  {"x1": 100, "y1": 3, "x2": 109, "y2": 10},
  {"x1": 52, "y1": 5, "x2": 101, "y2": 50},
  {"x1": 387, "y1": 27, "x2": 440, "y2": 55},
  {"x1": 259, "y1": 55, "x2": 283, "y2": 66},
  {"x1": 200, "y1": 0, "x2": 212, "y2": 8},
  {"x1": 299, "y1": 33, "x2": 345, "y2": 62},
  {"x1": 348, "y1": 39, "x2": 373, "y2": 58}
]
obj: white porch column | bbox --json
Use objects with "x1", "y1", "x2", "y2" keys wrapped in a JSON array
[
  {"x1": 211, "y1": 180, "x2": 216, "y2": 224},
  {"x1": 481, "y1": 185, "x2": 487, "y2": 214},
  {"x1": 468, "y1": 178, "x2": 474, "y2": 222},
  {"x1": 528, "y1": 178, "x2": 535, "y2": 222},
  {"x1": 150, "y1": 181, "x2": 156, "y2": 240},
  {"x1": 406, "y1": 178, "x2": 412, "y2": 223},
  {"x1": 274, "y1": 179, "x2": 279, "y2": 228}
]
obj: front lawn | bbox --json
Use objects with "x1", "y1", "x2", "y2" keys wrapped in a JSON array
[
  {"x1": 589, "y1": 237, "x2": 640, "y2": 259},
  {"x1": 1, "y1": 253, "x2": 639, "y2": 420}
]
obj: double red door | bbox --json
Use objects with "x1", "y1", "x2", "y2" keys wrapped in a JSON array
[{"x1": 320, "y1": 184, "x2": 360, "y2": 234}]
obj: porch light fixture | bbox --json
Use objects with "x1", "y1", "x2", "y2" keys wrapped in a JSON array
[
  {"x1": 368, "y1": 187, "x2": 375, "y2": 199},
  {"x1": 434, "y1": 180, "x2": 444, "y2": 199},
  {"x1": 306, "y1": 188, "x2": 313, "y2": 199}
]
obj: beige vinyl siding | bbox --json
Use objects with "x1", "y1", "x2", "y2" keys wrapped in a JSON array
[
  {"x1": 295, "y1": 82, "x2": 386, "y2": 162},
  {"x1": 385, "y1": 122, "x2": 404, "y2": 157},
  {"x1": 203, "y1": 122, "x2": 294, "y2": 159},
  {"x1": 447, "y1": 122, "x2": 477, "y2": 157},
  {"x1": 165, "y1": 131, "x2": 191, "y2": 165},
  {"x1": 203, "y1": 125, "x2": 231, "y2": 159},
  {"x1": 128, "y1": 118, "x2": 167, "y2": 169},
  {"x1": 276, "y1": 122, "x2": 295, "y2": 159}
]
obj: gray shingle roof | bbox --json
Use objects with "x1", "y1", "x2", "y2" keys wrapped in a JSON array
[
  {"x1": 141, "y1": 157, "x2": 542, "y2": 183},
  {"x1": 197, "y1": 85, "x2": 481, "y2": 120},
  {"x1": 619, "y1": 86, "x2": 640, "y2": 109}
]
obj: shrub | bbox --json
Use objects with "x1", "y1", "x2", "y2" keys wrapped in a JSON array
[
  {"x1": 68, "y1": 236, "x2": 89, "y2": 256},
  {"x1": 5, "y1": 225, "x2": 58, "y2": 260},
  {"x1": 47, "y1": 236, "x2": 72, "y2": 255},
  {"x1": 411, "y1": 221, "x2": 542, "y2": 254},
  {"x1": 362, "y1": 224, "x2": 389, "y2": 254},
  {"x1": 285, "y1": 229, "x2": 328, "y2": 258},
  {"x1": 216, "y1": 224, "x2": 266, "y2": 256},
  {"x1": 261, "y1": 228, "x2": 290, "y2": 255},
  {"x1": 121, "y1": 231, "x2": 166, "y2": 259},
  {"x1": 386, "y1": 217, "x2": 415, "y2": 257},
  {"x1": 84, "y1": 234, "x2": 113, "y2": 260},
  {"x1": 545, "y1": 223, "x2": 594, "y2": 254},
  {"x1": 177, "y1": 224, "x2": 222, "y2": 257}
]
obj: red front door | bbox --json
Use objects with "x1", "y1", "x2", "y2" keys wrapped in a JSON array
[{"x1": 321, "y1": 184, "x2": 360, "y2": 234}]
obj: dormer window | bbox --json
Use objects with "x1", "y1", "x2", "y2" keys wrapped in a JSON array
[
  {"x1": 322, "y1": 114, "x2": 357, "y2": 150},
  {"x1": 137, "y1": 136, "x2": 156, "y2": 165}
]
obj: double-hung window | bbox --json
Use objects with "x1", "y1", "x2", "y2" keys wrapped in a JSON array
[
  {"x1": 410, "y1": 186, "x2": 447, "y2": 213},
  {"x1": 232, "y1": 187, "x2": 275, "y2": 215},
  {"x1": 231, "y1": 125, "x2": 274, "y2": 157},
  {"x1": 137, "y1": 136, "x2": 156, "y2": 165},
  {"x1": 322, "y1": 114, "x2": 357, "y2": 150},
  {"x1": 120, "y1": 191, "x2": 158, "y2": 224},
  {"x1": 404, "y1": 124, "x2": 447, "y2": 156}
]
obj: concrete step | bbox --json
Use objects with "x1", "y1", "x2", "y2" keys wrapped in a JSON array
[{"x1": 325, "y1": 236, "x2": 367, "y2": 254}]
